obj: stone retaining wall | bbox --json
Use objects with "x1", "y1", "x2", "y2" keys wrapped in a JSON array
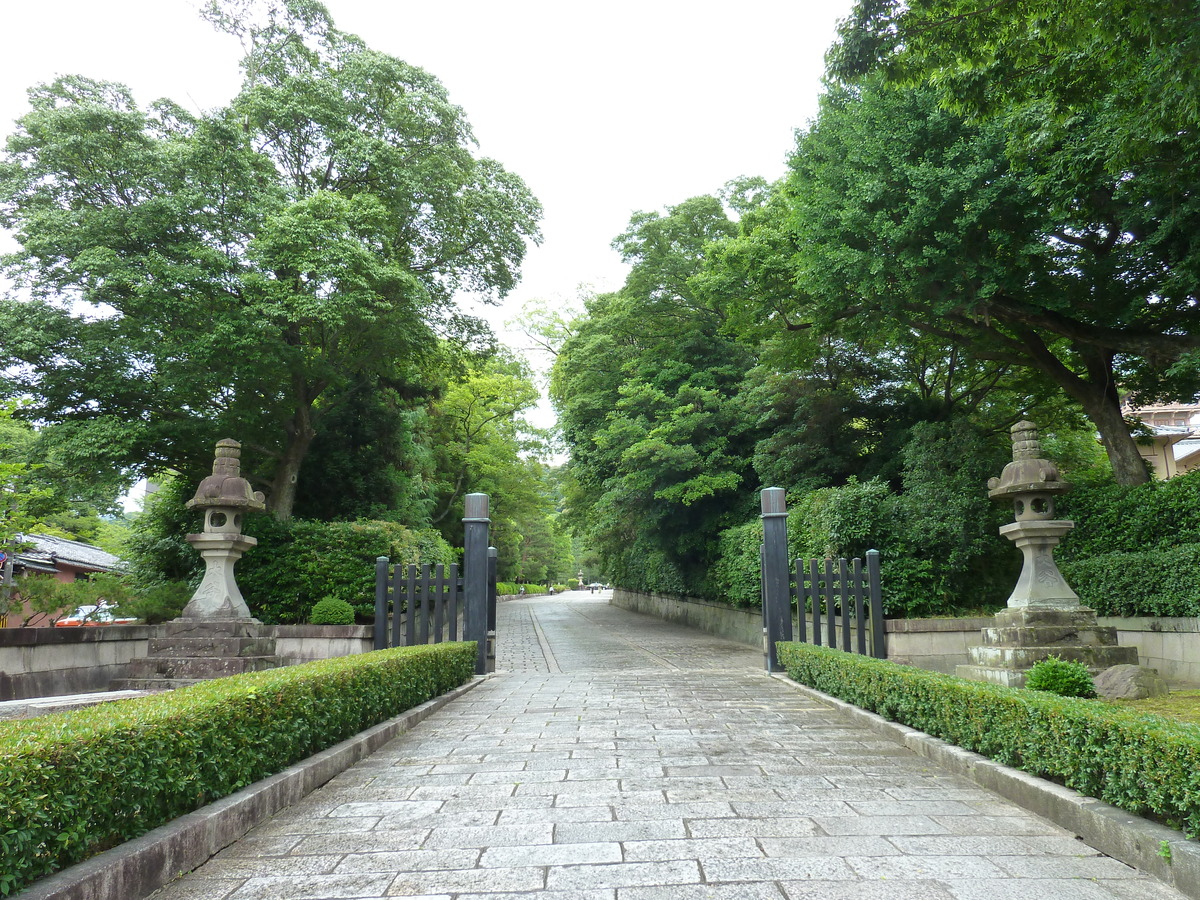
[
  {"x1": 612, "y1": 589, "x2": 1200, "y2": 684},
  {"x1": 0, "y1": 623, "x2": 374, "y2": 701}
]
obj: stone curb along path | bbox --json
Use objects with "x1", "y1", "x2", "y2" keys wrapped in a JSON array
[
  {"x1": 771, "y1": 674, "x2": 1200, "y2": 899},
  {"x1": 17, "y1": 678, "x2": 487, "y2": 900}
]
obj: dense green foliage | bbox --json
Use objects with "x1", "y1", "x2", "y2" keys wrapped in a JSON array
[
  {"x1": 309, "y1": 597, "x2": 356, "y2": 625},
  {"x1": 0, "y1": 1, "x2": 541, "y2": 521},
  {"x1": 778, "y1": 642, "x2": 1200, "y2": 837},
  {"x1": 550, "y1": 0, "x2": 1198, "y2": 607},
  {"x1": 1059, "y1": 546, "x2": 1200, "y2": 619},
  {"x1": 0, "y1": 642, "x2": 475, "y2": 896},
  {"x1": 237, "y1": 517, "x2": 455, "y2": 624},
  {"x1": 1025, "y1": 656, "x2": 1097, "y2": 699},
  {"x1": 1051, "y1": 472, "x2": 1200, "y2": 617}
]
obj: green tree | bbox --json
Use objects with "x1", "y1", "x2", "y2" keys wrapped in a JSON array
[
  {"x1": 783, "y1": 76, "x2": 1193, "y2": 484},
  {"x1": 819, "y1": 0, "x2": 1200, "y2": 485},
  {"x1": 0, "y1": 0, "x2": 540, "y2": 519},
  {"x1": 552, "y1": 195, "x2": 757, "y2": 593}
]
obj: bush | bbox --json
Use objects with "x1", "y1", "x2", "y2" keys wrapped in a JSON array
[
  {"x1": 777, "y1": 641, "x2": 1200, "y2": 836},
  {"x1": 237, "y1": 518, "x2": 456, "y2": 624},
  {"x1": 119, "y1": 581, "x2": 192, "y2": 624},
  {"x1": 1026, "y1": 655, "x2": 1097, "y2": 698},
  {"x1": 1059, "y1": 470, "x2": 1200, "y2": 560},
  {"x1": 1059, "y1": 544, "x2": 1200, "y2": 617},
  {"x1": 0, "y1": 642, "x2": 475, "y2": 895},
  {"x1": 309, "y1": 597, "x2": 356, "y2": 625},
  {"x1": 567, "y1": 578, "x2": 580, "y2": 590},
  {"x1": 496, "y1": 582, "x2": 543, "y2": 597}
]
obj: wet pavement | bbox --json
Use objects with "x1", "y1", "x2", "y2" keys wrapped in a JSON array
[{"x1": 147, "y1": 590, "x2": 1185, "y2": 900}]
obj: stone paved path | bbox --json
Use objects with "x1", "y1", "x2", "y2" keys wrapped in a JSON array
[{"x1": 149, "y1": 591, "x2": 1185, "y2": 900}]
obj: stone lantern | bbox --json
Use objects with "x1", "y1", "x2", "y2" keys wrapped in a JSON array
[
  {"x1": 986, "y1": 421, "x2": 1080, "y2": 609},
  {"x1": 957, "y1": 421, "x2": 1137, "y2": 687},
  {"x1": 181, "y1": 439, "x2": 266, "y2": 620}
]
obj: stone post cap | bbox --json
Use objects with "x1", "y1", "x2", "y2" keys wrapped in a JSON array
[
  {"x1": 186, "y1": 438, "x2": 266, "y2": 511},
  {"x1": 987, "y1": 420, "x2": 1070, "y2": 500}
]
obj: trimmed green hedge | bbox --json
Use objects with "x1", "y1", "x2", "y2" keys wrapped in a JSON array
[
  {"x1": 1059, "y1": 544, "x2": 1200, "y2": 617},
  {"x1": 777, "y1": 642, "x2": 1200, "y2": 837},
  {"x1": 238, "y1": 518, "x2": 456, "y2": 624},
  {"x1": 0, "y1": 643, "x2": 475, "y2": 896}
]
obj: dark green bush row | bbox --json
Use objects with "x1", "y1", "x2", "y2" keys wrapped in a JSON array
[
  {"x1": 777, "y1": 642, "x2": 1200, "y2": 836},
  {"x1": 1059, "y1": 471, "x2": 1200, "y2": 560},
  {"x1": 0, "y1": 643, "x2": 476, "y2": 896},
  {"x1": 1059, "y1": 543, "x2": 1200, "y2": 617},
  {"x1": 238, "y1": 518, "x2": 456, "y2": 624},
  {"x1": 495, "y1": 582, "x2": 549, "y2": 596}
]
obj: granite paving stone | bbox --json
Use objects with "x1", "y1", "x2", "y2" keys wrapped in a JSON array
[{"x1": 147, "y1": 592, "x2": 1187, "y2": 900}]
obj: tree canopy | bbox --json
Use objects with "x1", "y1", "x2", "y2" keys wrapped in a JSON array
[{"x1": 0, "y1": 0, "x2": 541, "y2": 519}]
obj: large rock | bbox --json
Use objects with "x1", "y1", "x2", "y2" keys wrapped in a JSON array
[{"x1": 1094, "y1": 664, "x2": 1169, "y2": 700}]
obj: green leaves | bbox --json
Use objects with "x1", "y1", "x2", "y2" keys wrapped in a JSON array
[
  {"x1": 0, "y1": 641, "x2": 475, "y2": 894},
  {"x1": 0, "y1": 1, "x2": 541, "y2": 518}
]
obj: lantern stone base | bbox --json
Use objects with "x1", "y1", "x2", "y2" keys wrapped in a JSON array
[
  {"x1": 113, "y1": 620, "x2": 281, "y2": 691},
  {"x1": 956, "y1": 606, "x2": 1139, "y2": 688}
]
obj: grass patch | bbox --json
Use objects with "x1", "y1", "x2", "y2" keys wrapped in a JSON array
[{"x1": 1106, "y1": 690, "x2": 1200, "y2": 727}]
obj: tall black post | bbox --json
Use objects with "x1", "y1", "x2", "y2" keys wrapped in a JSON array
[
  {"x1": 487, "y1": 546, "x2": 498, "y2": 673},
  {"x1": 374, "y1": 556, "x2": 389, "y2": 650},
  {"x1": 463, "y1": 493, "x2": 490, "y2": 675},
  {"x1": 761, "y1": 487, "x2": 793, "y2": 671}
]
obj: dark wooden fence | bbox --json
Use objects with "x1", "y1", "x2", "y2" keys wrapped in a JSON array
[
  {"x1": 760, "y1": 487, "x2": 886, "y2": 671},
  {"x1": 373, "y1": 493, "x2": 496, "y2": 674}
]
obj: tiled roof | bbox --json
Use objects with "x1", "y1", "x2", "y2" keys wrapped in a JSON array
[{"x1": 14, "y1": 534, "x2": 123, "y2": 574}]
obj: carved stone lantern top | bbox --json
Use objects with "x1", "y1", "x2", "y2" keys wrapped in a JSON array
[
  {"x1": 987, "y1": 421, "x2": 1070, "y2": 517},
  {"x1": 186, "y1": 439, "x2": 266, "y2": 514}
]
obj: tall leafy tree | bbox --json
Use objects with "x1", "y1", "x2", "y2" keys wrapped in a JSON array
[
  {"x1": 782, "y1": 77, "x2": 1197, "y2": 484},
  {"x1": 553, "y1": 195, "x2": 757, "y2": 592},
  {"x1": 817, "y1": 0, "x2": 1200, "y2": 484},
  {"x1": 0, "y1": 0, "x2": 541, "y2": 518}
]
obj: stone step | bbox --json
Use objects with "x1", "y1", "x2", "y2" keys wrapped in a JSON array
[
  {"x1": 979, "y1": 625, "x2": 1122, "y2": 647},
  {"x1": 110, "y1": 678, "x2": 206, "y2": 692},
  {"x1": 123, "y1": 655, "x2": 281, "y2": 681},
  {"x1": 147, "y1": 636, "x2": 277, "y2": 658},
  {"x1": 967, "y1": 643, "x2": 1138, "y2": 671},
  {"x1": 161, "y1": 619, "x2": 272, "y2": 639}
]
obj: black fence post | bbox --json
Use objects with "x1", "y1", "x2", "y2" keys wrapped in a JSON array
[
  {"x1": 867, "y1": 549, "x2": 886, "y2": 658},
  {"x1": 487, "y1": 546, "x2": 497, "y2": 673},
  {"x1": 374, "y1": 556, "x2": 389, "y2": 650},
  {"x1": 760, "y1": 487, "x2": 793, "y2": 672},
  {"x1": 463, "y1": 493, "x2": 490, "y2": 675}
]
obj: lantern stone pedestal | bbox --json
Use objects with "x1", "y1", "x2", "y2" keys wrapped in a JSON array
[
  {"x1": 115, "y1": 440, "x2": 282, "y2": 691},
  {"x1": 956, "y1": 422, "x2": 1138, "y2": 688}
]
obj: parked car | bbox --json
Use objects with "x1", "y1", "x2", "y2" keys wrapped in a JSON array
[{"x1": 55, "y1": 602, "x2": 137, "y2": 626}]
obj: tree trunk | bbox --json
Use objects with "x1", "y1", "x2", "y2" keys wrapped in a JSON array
[
  {"x1": 1077, "y1": 381, "x2": 1151, "y2": 486},
  {"x1": 1058, "y1": 347, "x2": 1150, "y2": 486},
  {"x1": 1007, "y1": 332, "x2": 1150, "y2": 486},
  {"x1": 268, "y1": 404, "x2": 317, "y2": 521}
]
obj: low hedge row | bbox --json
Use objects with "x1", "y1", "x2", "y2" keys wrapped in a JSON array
[
  {"x1": 0, "y1": 642, "x2": 476, "y2": 896},
  {"x1": 777, "y1": 642, "x2": 1200, "y2": 837},
  {"x1": 1059, "y1": 543, "x2": 1200, "y2": 617}
]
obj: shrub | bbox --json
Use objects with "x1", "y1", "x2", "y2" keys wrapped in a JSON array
[
  {"x1": 237, "y1": 518, "x2": 455, "y2": 624},
  {"x1": 0, "y1": 642, "x2": 475, "y2": 895},
  {"x1": 567, "y1": 578, "x2": 580, "y2": 590},
  {"x1": 1059, "y1": 544, "x2": 1200, "y2": 618},
  {"x1": 309, "y1": 597, "x2": 356, "y2": 625},
  {"x1": 777, "y1": 641, "x2": 1200, "y2": 836},
  {"x1": 1059, "y1": 471, "x2": 1200, "y2": 560},
  {"x1": 1026, "y1": 655, "x2": 1097, "y2": 698},
  {"x1": 119, "y1": 581, "x2": 192, "y2": 624}
]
